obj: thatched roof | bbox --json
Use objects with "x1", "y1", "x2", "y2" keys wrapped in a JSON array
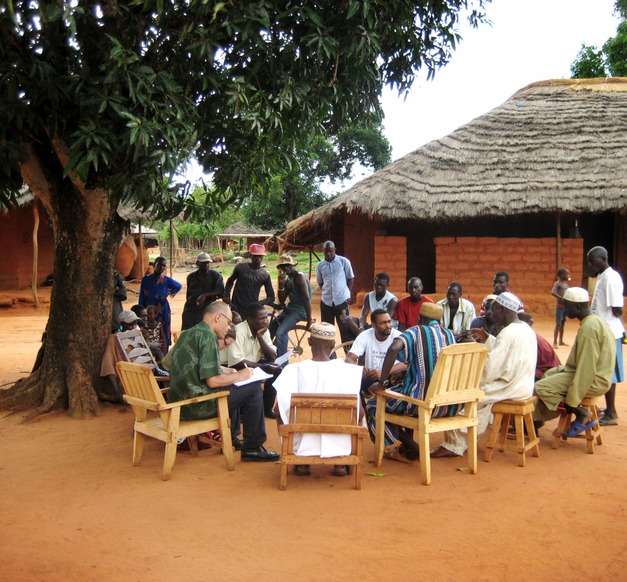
[
  {"x1": 218, "y1": 221, "x2": 274, "y2": 237},
  {"x1": 282, "y1": 77, "x2": 627, "y2": 244}
]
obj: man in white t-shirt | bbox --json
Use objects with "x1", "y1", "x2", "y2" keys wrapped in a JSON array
[
  {"x1": 346, "y1": 309, "x2": 405, "y2": 396},
  {"x1": 587, "y1": 246, "x2": 625, "y2": 425}
]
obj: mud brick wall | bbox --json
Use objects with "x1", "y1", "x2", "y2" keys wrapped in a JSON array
[
  {"x1": 343, "y1": 212, "x2": 375, "y2": 301},
  {"x1": 374, "y1": 235, "x2": 406, "y2": 297},
  {"x1": 435, "y1": 236, "x2": 584, "y2": 317},
  {"x1": 0, "y1": 200, "x2": 55, "y2": 290}
]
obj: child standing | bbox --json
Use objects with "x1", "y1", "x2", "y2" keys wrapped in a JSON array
[
  {"x1": 143, "y1": 305, "x2": 168, "y2": 359},
  {"x1": 551, "y1": 268, "x2": 570, "y2": 349}
]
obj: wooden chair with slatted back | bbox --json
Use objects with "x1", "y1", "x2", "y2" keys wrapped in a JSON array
[
  {"x1": 374, "y1": 342, "x2": 488, "y2": 485},
  {"x1": 116, "y1": 361, "x2": 234, "y2": 480},
  {"x1": 116, "y1": 328, "x2": 161, "y2": 371},
  {"x1": 278, "y1": 393, "x2": 368, "y2": 490},
  {"x1": 117, "y1": 328, "x2": 169, "y2": 387}
]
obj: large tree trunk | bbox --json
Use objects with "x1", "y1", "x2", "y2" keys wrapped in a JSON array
[{"x1": 0, "y1": 140, "x2": 124, "y2": 419}]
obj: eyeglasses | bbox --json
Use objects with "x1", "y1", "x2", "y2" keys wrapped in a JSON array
[{"x1": 220, "y1": 313, "x2": 233, "y2": 325}]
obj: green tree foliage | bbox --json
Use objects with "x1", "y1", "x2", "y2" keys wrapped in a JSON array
[
  {"x1": 604, "y1": 21, "x2": 627, "y2": 76},
  {"x1": 571, "y1": 2, "x2": 627, "y2": 78},
  {"x1": 242, "y1": 120, "x2": 392, "y2": 230},
  {"x1": 570, "y1": 44, "x2": 607, "y2": 78},
  {"x1": 157, "y1": 187, "x2": 243, "y2": 249},
  {"x1": 0, "y1": 0, "x2": 489, "y2": 416}
]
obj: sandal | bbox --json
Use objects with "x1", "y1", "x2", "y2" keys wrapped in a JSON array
[
  {"x1": 430, "y1": 446, "x2": 461, "y2": 458},
  {"x1": 332, "y1": 465, "x2": 348, "y2": 477},
  {"x1": 384, "y1": 447, "x2": 412, "y2": 464},
  {"x1": 295, "y1": 465, "x2": 311, "y2": 476},
  {"x1": 205, "y1": 430, "x2": 222, "y2": 443}
]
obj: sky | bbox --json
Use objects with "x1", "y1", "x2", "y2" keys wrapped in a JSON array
[
  {"x1": 379, "y1": 0, "x2": 621, "y2": 163},
  {"x1": 185, "y1": 0, "x2": 621, "y2": 187}
]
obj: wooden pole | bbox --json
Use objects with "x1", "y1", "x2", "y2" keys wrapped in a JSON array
[
  {"x1": 31, "y1": 199, "x2": 40, "y2": 308},
  {"x1": 556, "y1": 212, "x2": 562, "y2": 270},
  {"x1": 218, "y1": 236, "x2": 225, "y2": 264},
  {"x1": 308, "y1": 245, "x2": 313, "y2": 280},
  {"x1": 138, "y1": 218, "x2": 145, "y2": 278},
  {"x1": 169, "y1": 219, "x2": 174, "y2": 276}
]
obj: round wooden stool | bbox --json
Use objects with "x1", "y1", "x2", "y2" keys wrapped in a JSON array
[
  {"x1": 551, "y1": 396, "x2": 602, "y2": 454},
  {"x1": 484, "y1": 396, "x2": 540, "y2": 467}
]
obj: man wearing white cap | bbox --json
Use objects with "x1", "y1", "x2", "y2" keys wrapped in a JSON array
[
  {"x1": 432, "y1": 292, "x2": 536, "y2": 458},
  {"x1": 224, "y1": 243, "x2": 275, "y2": 315},
  {"x1": 274, "y1": 322, "x2": 362, "y2": 477},
  {"x1": 534, "y1": 287, "x2": 615, "y2": 434}
]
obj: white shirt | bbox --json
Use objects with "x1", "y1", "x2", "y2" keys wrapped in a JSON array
[
  {"x1": 348, "y1": 328, "x2": 402, "y2": 370},
  {"x1": 274, "y1": 359, "x2": 362, "y2": 458},
  {"x1": 591, "y1": 267, "x2": 625, "y2": 340},
  {"x1": 481, "y1": 321, "x2": 536, "y2": 403},
  {"x1": 436, "y1": 297, "x2": 477, "y2": 334}
]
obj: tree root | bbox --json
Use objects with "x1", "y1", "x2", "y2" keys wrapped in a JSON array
[
  {"x1": 0, "y1": 365, "x2": 102, "y2": 420},
  {"x1": 0, "y1": 372, "x2": 45, "y2": 411}
]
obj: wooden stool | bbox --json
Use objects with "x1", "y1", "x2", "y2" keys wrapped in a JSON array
[
  {"x1": 552, "y1": 396, "x2": 602, "y2": 454},
  {"x1": 484, "y1": 396, "x2": 540, "y2": 467}
]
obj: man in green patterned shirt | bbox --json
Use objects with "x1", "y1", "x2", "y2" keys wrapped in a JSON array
[{"x1": 169, "y1": 301, "x2": 280, "y2": 462}]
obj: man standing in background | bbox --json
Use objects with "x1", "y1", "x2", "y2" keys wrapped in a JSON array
[
  {"x1": 316, "y1": 240, "x2": 355, "y2": 346},
  {"x1": 587, "y1": 246, "x2": 624, "y2": 425}
]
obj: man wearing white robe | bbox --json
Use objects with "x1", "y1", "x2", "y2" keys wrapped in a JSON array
[
  {"x1": 274, "y1": 323, "x2": 362, "y2": 462},
  {"x1": 432, "y1": 292, "x2": 537, "y2": 458}
]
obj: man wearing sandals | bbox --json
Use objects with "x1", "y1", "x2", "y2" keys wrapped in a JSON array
[
  {"x1": 533, "y1": 287, "x2": 615, "y2": 435},
  {"x1": 273, "y1": 322, "x2": 362, "y2": 477}
]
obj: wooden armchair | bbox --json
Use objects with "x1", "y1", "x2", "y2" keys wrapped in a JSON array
[
  {"x1": 374, "y1": 343, "x2": 487, "y2": 485},
  {"x1": 116, "y1": 362, "x2": 234, "y2": 480},
  {"x1": 278, "y1": 393, "x2": 368, "y2": 490}
]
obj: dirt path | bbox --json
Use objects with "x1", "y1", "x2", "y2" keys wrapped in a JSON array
[{"x1": 1, "y1": 274, "x2": 626, "y2": 581}]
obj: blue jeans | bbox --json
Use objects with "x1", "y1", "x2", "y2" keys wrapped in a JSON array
[{"x1": 270, "y1": 309, "x2": 303, "y2": 356}]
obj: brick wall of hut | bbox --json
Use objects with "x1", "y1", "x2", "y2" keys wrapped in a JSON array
[
  {"x1": 0, "y1": 200, "x2": 55, "y2": 290},
  {"x1": 435, "y1": 236, "x2": 584, "y2": 317},
  {"x1": 322, "y1": 209, "x2": 623, "y2": 317}
]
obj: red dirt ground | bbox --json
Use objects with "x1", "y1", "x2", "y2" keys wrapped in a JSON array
[{"x1": 0, "y1": 276, "x2": 626, "y2": 581}]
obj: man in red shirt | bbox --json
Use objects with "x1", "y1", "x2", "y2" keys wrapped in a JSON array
[{"x1": 395, "y1": 277, "x2": 434, "y2": 331}]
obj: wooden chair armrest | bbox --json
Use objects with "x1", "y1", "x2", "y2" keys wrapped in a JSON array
[
  {"x1": 279, "y1": 424, "x2": 368, "y2": 435},
  {"x1": 158, "y1": 390, "x2": 231, "y2": 410},
  {"x1": 123, "y1": 395, "x2": 161, "y2": 411},
  {"x1": 380, "y1": 389, "x2": 428, "y2": 408}
]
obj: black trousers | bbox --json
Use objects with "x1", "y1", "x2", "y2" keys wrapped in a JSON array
[
  {"x1": 320, "y1": 300, "x2": 352, "y2": 345},
  {"x1": 227, "y1": 381, "x2": 266, "y2": 450}
]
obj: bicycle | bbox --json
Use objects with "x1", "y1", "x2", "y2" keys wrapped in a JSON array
[{"x1": 266, "y1": 302, "x2": 313, "y2": 362}]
